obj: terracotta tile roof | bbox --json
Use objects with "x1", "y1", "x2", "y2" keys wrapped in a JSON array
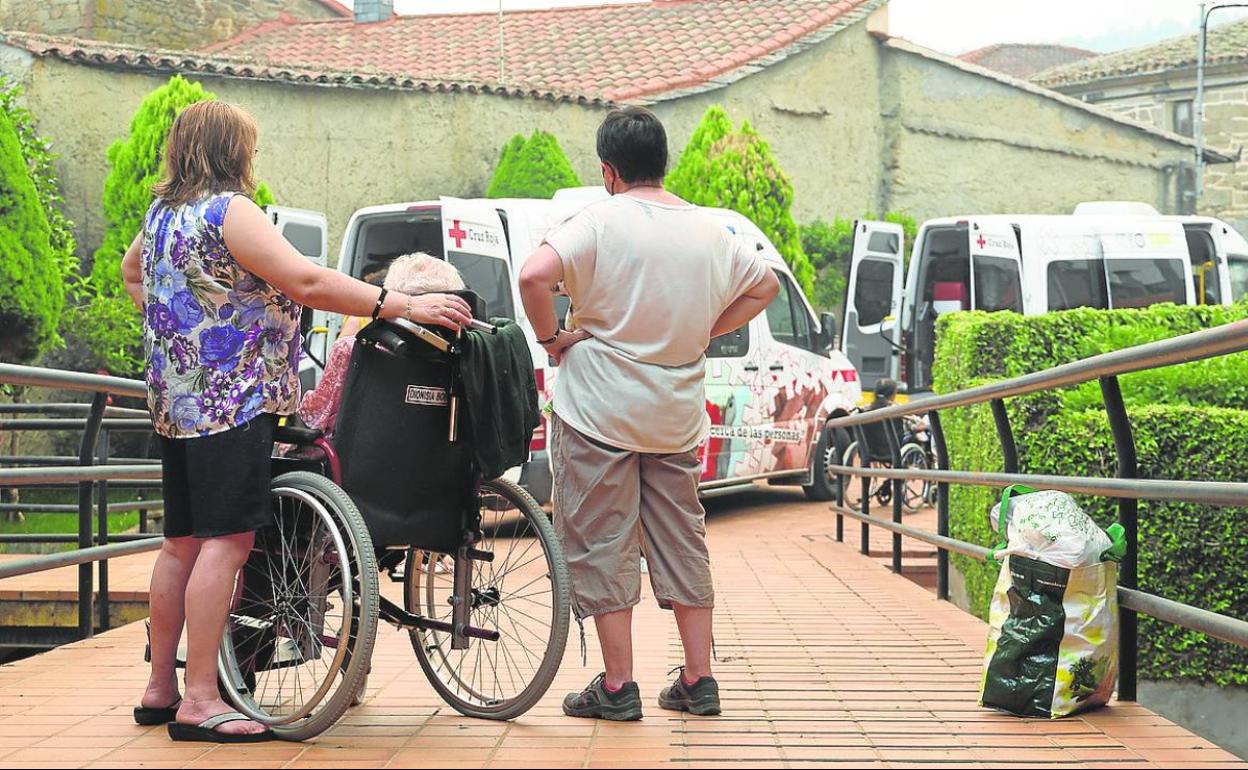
[
  {"x1": 0, "y1": 31, "x2": 610, "y2": 104},
  {"x1": 959, "y1": 43, "x2": 1096, "y2": 80},
  {"x1": 203, "y1": 0, "x2": 884, "y2": 102},
  {"x1": 1035, "y1": 18, "x2": 1248, "y2": 89}
]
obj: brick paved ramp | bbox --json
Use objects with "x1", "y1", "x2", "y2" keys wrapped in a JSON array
[{"x1": 0, "y1": 487, "x2": 1240, "y2": 768}]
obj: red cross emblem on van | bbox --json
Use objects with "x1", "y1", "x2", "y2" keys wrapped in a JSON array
[{"x1": 448, "y1": 220, "x2": 468, "y2": 249}]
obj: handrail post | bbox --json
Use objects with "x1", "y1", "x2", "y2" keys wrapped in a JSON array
[
  {"x1": 835, "y1": 428, "x2": 845, "y2": 543},
  {"x1": 928, "y1": 410, "x2": 952, "y2": 601},
  {"x1": 1100, "y1": 375, "x2": 1139, "y2": 702},
  {"x1": 854, "y1": 425, "x2": 870, "y2": 555},
  {"x1": 989, "y1": 399, "x2": 1019, "y2": 474},
  {"x1": 97, "y1": 429, "x2": 111, "y2": 632},
  {"x1": 77, "y1": 393, "x2": 107, "y2": 639},
  {"x1": 886, "y1": 418, "x2": 903, "y2": 574}
]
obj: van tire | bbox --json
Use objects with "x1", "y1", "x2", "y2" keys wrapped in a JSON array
[{"x1": 803, "y1": 424, "x2": 848, "y2": 501}]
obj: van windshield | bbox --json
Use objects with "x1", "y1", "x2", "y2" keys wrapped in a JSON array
[{"x1": 351, "y1": 211, "x2": 515, "y2": 319}]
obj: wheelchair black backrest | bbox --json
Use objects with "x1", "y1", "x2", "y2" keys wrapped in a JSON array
[
  {"x1": 331, "y1": 290, "x2": 487, "y2": 553},
  {"x1": 857, "y1": 418, "x2": 904, "y2": 464}
]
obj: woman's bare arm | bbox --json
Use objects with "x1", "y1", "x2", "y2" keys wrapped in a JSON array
[
  {"x1": 223, "y1": 196, "x2": 472, "y2": 330},
  {"x1": 120, "y1": 233, "x2": 144, "y2": 311}
]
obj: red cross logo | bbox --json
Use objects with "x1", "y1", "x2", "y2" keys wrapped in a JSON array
[
  {"x1": 976, "y1": 234, "x2": 986, "y2": 249},
  {"x1": 448, "y1": 220, "x2": 468, "y2": 249}
]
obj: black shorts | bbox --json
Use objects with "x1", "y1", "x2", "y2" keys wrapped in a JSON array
[{"x1": 159, "y1": 414, "x2": 277, "y2": 538}]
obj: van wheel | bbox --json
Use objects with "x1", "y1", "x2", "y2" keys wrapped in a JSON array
[{"x1": 803, "y1": 424, "x2": 848, "y2": 501}]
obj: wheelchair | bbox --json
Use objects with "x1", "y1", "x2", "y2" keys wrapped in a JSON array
[
  {"x1": 841, "y1": 412, "x2": 932, "y2": 512},
  {"x1": 216, "y1": 296, "x2": 571, "y2": 740}
]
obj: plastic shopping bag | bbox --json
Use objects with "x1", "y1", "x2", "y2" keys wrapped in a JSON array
[
  {"x1": 989, "y1": 485, "x2": 1123, "y2": 569},
  {"x1": 979, "y1": 486, "x2": 1124, "y2": 718}
]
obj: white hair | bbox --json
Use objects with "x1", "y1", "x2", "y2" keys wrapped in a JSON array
[{"x1": 383, "y1": 253, "x2": 466, "y2": 295}]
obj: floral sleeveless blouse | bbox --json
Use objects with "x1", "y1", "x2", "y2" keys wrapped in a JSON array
[{"x1": 141, "y1": 193, "x2": 301, "y2": 438}]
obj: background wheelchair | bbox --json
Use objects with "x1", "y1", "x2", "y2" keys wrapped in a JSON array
[
  {"x1": 841, "y1": 413, "x2": 933, "y2": 512},
  {"x1": 216, "y1": 296, "x2": 570, "y2": 740}
]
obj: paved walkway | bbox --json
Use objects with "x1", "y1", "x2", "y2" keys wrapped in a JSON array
[{"x1": 0, "y1": 487, "x2": 1241, "y2": 768}]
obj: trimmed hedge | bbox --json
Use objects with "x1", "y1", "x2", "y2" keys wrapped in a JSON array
[{"x1": 933, "y1": 304, "x2": 1248, "y2": 686}]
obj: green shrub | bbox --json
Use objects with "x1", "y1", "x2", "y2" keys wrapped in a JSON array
[
  {"x1": 0, "y1": 80, "x2": 76, "y2": 283},
  {"x1": 801, "y1": 212, "x2": 917, "y2": 312},
  {"x1": 933, "y1": 304, "x2": 1248, "y2": 685},
  {"x1": 667, "y1": 106, "x2": 814, "y2": 297},
  {"x1": 485, "y1": 131, "x2": 580, "y2": 199},
  {"x1": 0, "y1": 108, "x2": 61, "y2": 362}
]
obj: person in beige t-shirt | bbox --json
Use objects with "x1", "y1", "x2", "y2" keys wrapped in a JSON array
[{"x1": 519, "y1": 106, "x2": 778, "y2": 721}]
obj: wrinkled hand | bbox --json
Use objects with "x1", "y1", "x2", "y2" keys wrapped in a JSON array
[
  {"x1": 543, "y1": 329, "x2": 592, "y2": 365},
  {"x1": 408, "y1": 293, "x2": 474, "y2": 331}
]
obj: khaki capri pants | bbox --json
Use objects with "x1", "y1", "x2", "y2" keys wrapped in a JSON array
[{"x1": 550, "y1": 415, "x2": 714, "y2": 619}]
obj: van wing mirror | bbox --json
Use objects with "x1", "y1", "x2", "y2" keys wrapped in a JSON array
[{"x1": 818, "y1": 312, "x2": 839, "y2": 351}]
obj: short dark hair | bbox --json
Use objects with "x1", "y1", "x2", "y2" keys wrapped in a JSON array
[
  {"x1": 874, "y1": 378, "x2": 898, "y2": 402},
  {"x1": 596, "y1": 106, "x2": 668, "y2": 184}
]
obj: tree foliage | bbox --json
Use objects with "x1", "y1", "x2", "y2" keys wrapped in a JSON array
[
  {"x1": 486, "y1": 131, "x2": 580, "y2": 199},
  {"x1": 666, "y1": 106, "x2": 814, "y2": 297},
  {"x1": 800, "y1": 212, "x2": 916, "y2": 312},
  {"x1": 0, "y1": 107, "x2": 62, "y2": 362}
]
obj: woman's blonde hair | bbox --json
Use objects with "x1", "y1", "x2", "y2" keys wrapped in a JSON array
[
  {"x1": 152, "y1": 101, "x2": 259, "y2": 207},
  {"x1": 384, "y1": 253, "x2": 466, "y2": 295}
]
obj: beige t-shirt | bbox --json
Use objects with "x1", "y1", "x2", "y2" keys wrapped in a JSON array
[{"x1": 544, "y1": 195, "x2": 768, "y2": 453}]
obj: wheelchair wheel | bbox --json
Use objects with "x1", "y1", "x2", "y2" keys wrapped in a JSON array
[
  {"x1": 218, "y1": 471, "x2": 379, "y2": 741},
  {"x1": 841, "y1": 441, "x2": 882, "y2": 510},
  {"x1": 405, "y1": 477, "x2": 570, "y2": 720},
  {"x1": 899, "y1": 443, "x2": 931, "y2": 512}
]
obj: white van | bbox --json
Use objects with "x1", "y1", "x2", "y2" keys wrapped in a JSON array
[
  {"x1": 298, "y1": 193, "x2": 862, "y2": 502},
  {"x1": 842, "y1": 203, "x2": 1248, "y2": 395}
]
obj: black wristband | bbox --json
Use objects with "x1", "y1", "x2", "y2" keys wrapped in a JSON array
[
  {"x1": 371, "y1": 288, "x2": 389, "y2": 321},
  {"x1": 536, "y1": 332, "x2": 559, "y2": 346}
]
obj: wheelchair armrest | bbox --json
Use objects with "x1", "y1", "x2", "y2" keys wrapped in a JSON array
[{"x1": 275, "y1": 424, "x2": 324, "y2": 446}]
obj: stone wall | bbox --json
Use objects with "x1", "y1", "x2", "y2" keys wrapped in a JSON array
[
  {"x1": 1090, "y1": 82, "x2": 1248, "y2": 230},
  {"x1": 0, "y1": 16, "x2": 888, "y2": 263},
  {"x1": 879, "y1": 44, "x2": 1190, "y2": 220},
  {"x1": 0, "y1": 0, "x2": 342, "y2": 49},
  {"x1": 0, "y1": 18, "x2": 1198, "y2": 267}
]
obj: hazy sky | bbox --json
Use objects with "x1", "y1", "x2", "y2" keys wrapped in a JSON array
[{"x1": 365, "y1": 0, "x2": 1248, "y2": 56}]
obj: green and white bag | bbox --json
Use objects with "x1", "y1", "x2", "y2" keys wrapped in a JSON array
[{"x1": 979, "y1": 485, "x2": 1125, "y2": 718}]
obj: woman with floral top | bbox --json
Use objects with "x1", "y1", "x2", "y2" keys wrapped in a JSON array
[{"x1": 119, "y1": 101, "x2": 473, "y2": 743}]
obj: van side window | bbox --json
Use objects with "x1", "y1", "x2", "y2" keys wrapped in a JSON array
[
  {"x1": 1047, "y1": 260, "x2": 1108, "y2": 311},
  {"x1": 972, "y1": 256, "x2": 1022, "y2": 313},
  {"x1": 1106, "y1": 259, "x2": 1188, "y2": 308},
  {"x1": 447, "y1": 251, "x2": 516, "y2": 319},
  {"x1": 1184, "y1": 227, "x2": 1221, "y2": 305},
  {"x1": 708, "y1": 325, "x2": 750, "y2": 358},
  {"x1": 854, "y1": 259, "x2": 895, "y2": 327},
  {"x1": 766, "y1": 271, "x2": 815, "y2": 350}
]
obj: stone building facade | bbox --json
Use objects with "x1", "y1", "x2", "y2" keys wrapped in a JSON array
[
  {"x1": 1036, "y1": 19, "x2": 1248, "y2": 229},
  {"x1": 0, "y1": 0, "x2": 348, "y2": 50},
  {"x1": 0, "y1": 0, "x2": 1204, "y2": 263}
]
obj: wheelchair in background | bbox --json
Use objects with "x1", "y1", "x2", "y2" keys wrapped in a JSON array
[
  {"x1": 841, "y1": 412, "x2": 934, "y2": 512},
  {"x1": 217, "y1": 293, "x2": 570, "y2": 740}
]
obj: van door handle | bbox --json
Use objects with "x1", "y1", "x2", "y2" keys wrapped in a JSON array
[
  {"x1": 769, "y1": 364, "x2": 785, "y2": 371},
  {"x1": 744, "y1": 364, "x2": 760, "y2": 372}
]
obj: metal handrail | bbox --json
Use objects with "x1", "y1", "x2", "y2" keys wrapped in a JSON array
[
  {"x1": 0, "y1": 363, "x2": 147, "y2": 399},
  {"x1": 832, "y1": 319, "x2": 1248, "y2": 427},
  {"x1": 826, "y1": 317, "x2": 1248, "y2": 701},
  {"x1": 0, "y1": 364, "x2": 159, "y2": 640}
]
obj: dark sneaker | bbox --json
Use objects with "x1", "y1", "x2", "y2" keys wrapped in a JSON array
[
  {"x1": 658, "y1": 669, "x2": 721, "y2": 716},
  {"x1": 562, "y1": 673, "x2": 643, "y2": 721}
]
